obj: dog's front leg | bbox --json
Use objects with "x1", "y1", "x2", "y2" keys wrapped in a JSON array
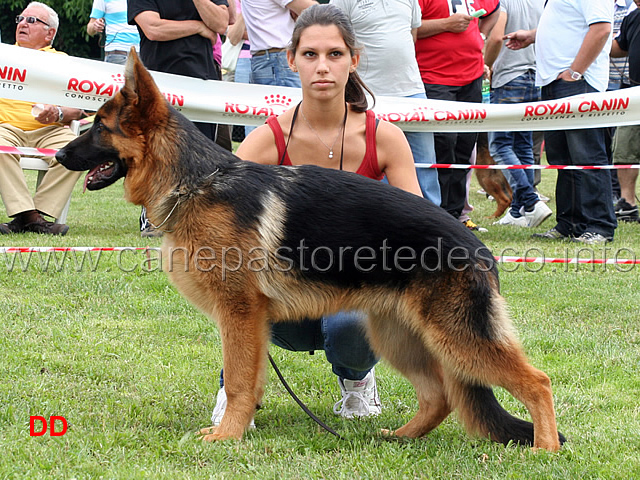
[{"x1": 200, "y1": 301, "x2": 270, "y2": 441}]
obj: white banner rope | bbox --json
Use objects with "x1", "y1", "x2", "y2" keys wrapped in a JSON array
[{"x1": 2, "y1": 43, "x2": 640, "y2": 132}]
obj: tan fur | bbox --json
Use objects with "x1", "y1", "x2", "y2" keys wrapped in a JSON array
[{"x1": 65, "y1": 51, "x2": 561, "y2": 451}]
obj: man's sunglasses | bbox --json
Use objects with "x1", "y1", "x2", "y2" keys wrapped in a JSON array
[{"x1": 15, "y1": 15, "x2": 50, "y2": 27}]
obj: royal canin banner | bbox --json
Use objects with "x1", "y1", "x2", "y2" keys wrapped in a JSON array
[{"x1": 2, "y1": 43, "x2": 640, "y2": 132}]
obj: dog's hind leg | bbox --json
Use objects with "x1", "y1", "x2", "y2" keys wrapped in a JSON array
[
  {"x1": 443, "y1": 347, "x2": 561, "y2": 451},
  {"x1": 484, "y1": 354, "x2": 561, "y2": 451},
  {"x1": 199, "y1": 296, "x2": 271, "y2": 441},
  {"x1": 366, "y1": 313, "x2": 452, "y2": 438},
  {"x1": 422, "y1": 286, "x2": 562, "y2": 451}
]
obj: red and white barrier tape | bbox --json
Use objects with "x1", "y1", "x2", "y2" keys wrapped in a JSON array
[
  {"x1": 4, "y1": 144, "x2": 639, "y2": 171},
  {"x1": 0, "y1": 145, "x2": 58, "y2": 156},
  {"x1": 415, "y1": 163, "x2": 640, "y2": 170},
  {"x1": 0, "y1": 247, "x2": 636, "y2": 265},
  {"x1": 0, "y1": 246, "x2": 152, "y2": 253},
  {"x1": 495, "y1": 256, "x2": 639, "y2": 265}
]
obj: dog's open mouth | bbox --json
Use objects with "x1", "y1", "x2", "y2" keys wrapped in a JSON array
[{"x1": 84, "y1": 160, "x2": 125, "y2": 191}]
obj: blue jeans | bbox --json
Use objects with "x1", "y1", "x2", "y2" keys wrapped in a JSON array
[
  {"x1": 270, "y1": 312, "x2": 378, "y2": 381},
  {"x1": 488, "y1": 71, "x2": 540, "y2": 215},
  {"x1": 541, "y1": 79, "x2": 617, "y2": 238},
  {"x1": 404, "y1": 92, "x2": 441, "y2": 206},
  {"x1": 235, "y1": 57, "x2": 252, "y2": 85},
  {"x1": 218, "y1": 311, "x2": 377, "y2": 386},
  {"x1": 251, "y1": 50, "x2": 301, "y2": 88},
  {"x1": 235, "y1": 56, "x2": 254, "y2": 137},
  {"x1": 104, "y1": 52, "x2": 127, "y2": 65},
  {"x1": 250, "y1": 51, "x2": 300, "y2": 138}
]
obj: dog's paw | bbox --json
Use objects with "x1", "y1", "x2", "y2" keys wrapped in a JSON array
[
  {"x1": 197, "y1": 426, "x2": 218, "y2": 441},
  {"x1": 198, "y1": 426, "x2": 215, "y2": 435},
  {"x1": 531, "y1": 443, "x2": 561, "y2": 453},
  {"x1": 197, "y1": 425, "x2": 243, "y2": 442},
  {"x1": 197, "y1": 426, "x2": 229, "y2": 442}
]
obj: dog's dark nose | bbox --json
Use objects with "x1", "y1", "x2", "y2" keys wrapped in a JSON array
[{"x1": 54, "y1": 149, "x2": 66, "y2": 165}]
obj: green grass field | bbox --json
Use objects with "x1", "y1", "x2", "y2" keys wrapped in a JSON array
[{"x1": 0, "y1": 168, "x2": 638, "y2": 479}]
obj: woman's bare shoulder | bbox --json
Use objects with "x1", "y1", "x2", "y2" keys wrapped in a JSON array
[
  {"x1": 236, "y1": 123, "x2": 279, "y2": 164},
  {"x1": 374, "y1": 117, "x2": 413, "y2": 159}
]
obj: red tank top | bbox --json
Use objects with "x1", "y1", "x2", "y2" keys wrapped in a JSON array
[{"x1": 266, "y1": 109, "x2": 383, "y2": 180}]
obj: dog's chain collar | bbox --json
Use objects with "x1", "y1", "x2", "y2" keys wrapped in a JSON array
[
  {"x1": 150, "y1": 168, "x2": 220, "y2": 233},
  {"x1": 149, "y1": 196, "x2": 181, "y2": 233}
]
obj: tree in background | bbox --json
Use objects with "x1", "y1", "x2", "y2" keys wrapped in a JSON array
[{"x1": 0, "y1": 0, "x2": 102, "y2": 59}]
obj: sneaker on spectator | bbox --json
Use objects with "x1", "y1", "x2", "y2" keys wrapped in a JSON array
[
  {"x1": 572, "y1": 231, "x2": 613, "y2": 245},
  {"x1": 333, "y1": 368, "x2": 382, "y2": 419},
  {"x1": 535, "y1": 189, "x2": 550, "y2": 202},
  {"x1": 493, "y1": 211, "x2": 528, "y2": 227},
  {"x1": 463, "y1": 219, "x2": 488, "y2": 232},
  {"x1": 523, "y1": 200, "x2": 553, "y2": 228},
  {"x1": 614, "y1": 198, "x2": 639, "y2": 222},
  {"x1": 211, "y1": 386, "x2": 256, "y2": 428},
  {"x1": 531, "y1": 227, "x2": 571, "y2": 241}
]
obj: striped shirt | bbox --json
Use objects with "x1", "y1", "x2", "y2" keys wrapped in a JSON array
[
  {"x1": 90, "y1": 0, "x2": 140, "y2": 52},
  {"x1": 610, "y1": 0, "x2": 637, "y2": 89}
]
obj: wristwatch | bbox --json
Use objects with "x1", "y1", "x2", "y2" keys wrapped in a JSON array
[
  {"x1": 56, "y1": 106, "x2": 64, "y2": 122},
  {"x1": 568, "y1": 69, "x2": 583, "y2": 81}
]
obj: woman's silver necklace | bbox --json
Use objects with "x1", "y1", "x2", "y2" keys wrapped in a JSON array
[{"x1": 300, "y1": 108, "x2": 345, "y2": 159}]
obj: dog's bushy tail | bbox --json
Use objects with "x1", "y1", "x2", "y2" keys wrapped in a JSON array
[
  {"x1": 452, "y1": 381, "x2": 566, "y2": 446},
  {"x1": 446, "y1": 381, "x2": 536, "y2": 446}
]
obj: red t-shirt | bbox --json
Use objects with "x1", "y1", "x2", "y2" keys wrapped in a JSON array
[{"x1": 416, "y1": 0, "x2": 500, "y2": 86}]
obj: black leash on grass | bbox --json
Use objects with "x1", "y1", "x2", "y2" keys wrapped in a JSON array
[{"x1": 268, "y1": 353, "x2": 343, "y2": 439}]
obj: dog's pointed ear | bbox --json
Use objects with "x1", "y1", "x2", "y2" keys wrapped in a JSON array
[
  {"x1": 121, "y1": 48, "x2": 168, "y2": 122},
  {"x1": 121, "y1": 48, "x2": 140, "y2": 104}
]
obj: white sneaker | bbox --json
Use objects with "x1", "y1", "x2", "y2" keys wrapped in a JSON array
[
  {"x1": 211, "y1": 386, "x2": 256, "y2": 428},
  {"x1": 524, "y1": 200, "x2": 553, "y2": 228},
  {"x1": 493, "y1": 211, "x2": 528, "y2": 227},
  {"x1": 333, "y1": 369, "x2": 382, "y2": 419},
  {"x1": 535, "y1": 189, "x2": 550, "y2": 202}
]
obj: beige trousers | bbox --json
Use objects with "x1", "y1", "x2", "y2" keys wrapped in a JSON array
[{"x1": 0, "y1": 123, "x2": 82, "y2": 219}]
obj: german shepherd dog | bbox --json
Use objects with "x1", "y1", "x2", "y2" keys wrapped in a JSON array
[
  {"x1": 56, "y1": 51, "x2": 564, "y2": 451},
  {"x1": 475, "y1": 132, "x2": 513, "y2": 219}
]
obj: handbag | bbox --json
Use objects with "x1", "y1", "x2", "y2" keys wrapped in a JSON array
[{"x1": 221, "y1": 38, "x2": 243, "y2": 73}]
